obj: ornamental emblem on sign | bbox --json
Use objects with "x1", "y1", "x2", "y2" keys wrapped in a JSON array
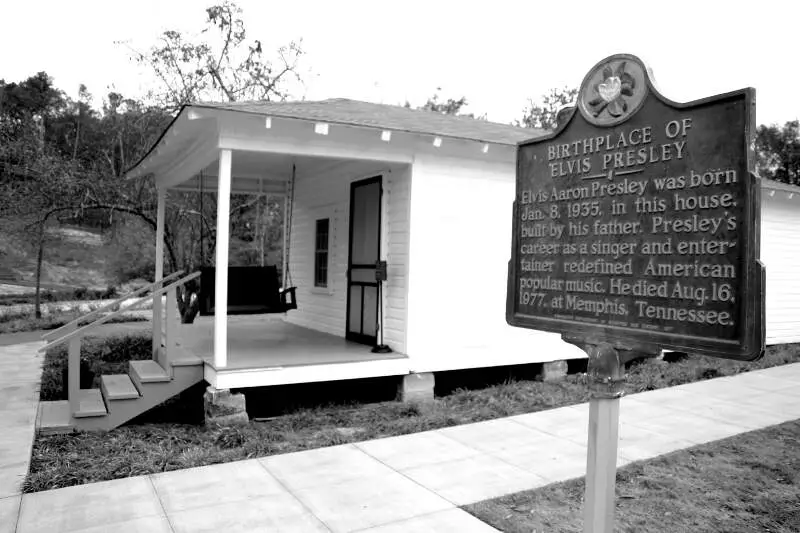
[{"x1": 578, "y1": 56, "x2": 648, "y2": 127}]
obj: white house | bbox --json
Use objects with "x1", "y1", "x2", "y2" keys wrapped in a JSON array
[
  {"x1": 760, "y1": 179, "x2": 800, "y2": 344},
  {"x1": 38, "y1": 98, "x2": 799, "y2": 431},
  {"x1": 126, "y1": 99, "x2": 798, "y2": 387},
  {"x1": 129, "y1": 99, "x2": 590, "y2": 389}
]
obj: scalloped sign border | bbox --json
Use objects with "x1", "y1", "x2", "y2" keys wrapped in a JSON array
[{"x1": 507, "y1": 54, "x2": 765, "y2": 361}]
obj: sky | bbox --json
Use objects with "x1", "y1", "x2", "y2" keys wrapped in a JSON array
[{"x1": 2, "y1": 0, "x2": 798, "y2": 127}]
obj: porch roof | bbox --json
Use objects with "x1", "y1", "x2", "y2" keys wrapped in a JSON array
[
  {"x1": 124, "y1": 99, "x2": 545, "y2": 185},
  {"x1": 194, "y1": 98, "x2": 543, "y2": 146}
]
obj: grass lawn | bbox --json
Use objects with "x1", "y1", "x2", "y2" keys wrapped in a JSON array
[
  {"x1": 23, "y1": 341, "x2": 800, "y2": 493},
  {"x1": 465, "y1": 419, "x2": 800, "y2": 533}
]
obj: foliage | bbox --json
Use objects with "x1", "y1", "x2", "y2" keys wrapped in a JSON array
[
  {"x1": 39, "y1": 333, "x2": 153, "y2": 401},
  {"x1": 518, "y1": 86, "x2": 578, "y2": 130},
  {"x1": 23, "y1": 343, "x2": 800, "y2": 492},
  {"x1": 0, "y1": 69, "x2": 174, "y2": 316},
  {"x1": 104, "y1": 215, "x2": 156, "y2": 283},
  {"x1": 126, "y1": 0, "x2": 304, "y2": 111},
  {"x1": 1, "y1": 1, "x2": 302, "y2": 320},
  {"x1": 405, "y1": 87, "x2": 484, "y2": 119},
  {"x1": 755, "y1": 120, "x2": 800, "y2": 184}
]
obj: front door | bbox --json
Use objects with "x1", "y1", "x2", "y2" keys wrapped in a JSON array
[{"x1": 346, "y1": 176, "x2": 382, "y2": 345}]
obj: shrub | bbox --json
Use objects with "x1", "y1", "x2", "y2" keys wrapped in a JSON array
[
  {"x1": 72, "y1": 287, "x2": 89, "y2": 300},
  {"x1": 102, "y1": 286, "x2": 117, "y2": 299}
]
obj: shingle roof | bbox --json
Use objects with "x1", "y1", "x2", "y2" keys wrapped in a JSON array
[{"x1": 191, "y1": 98, "x2": 544, "y2": 145}]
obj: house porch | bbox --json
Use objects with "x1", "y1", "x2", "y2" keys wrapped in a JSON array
[{"x1": 176, "y1": 315, "x2": 410, "y2": 390}]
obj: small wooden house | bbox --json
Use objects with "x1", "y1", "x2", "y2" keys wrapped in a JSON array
[
  {"x1": 125, "y1": 99, "x2": 589, "y2": 393},
  {"x1": 127, "y1": 99, "x2": 798, "y2": 389},
  {"x1": 37, "y1": 99, "x2": 800, "y2": 431}
]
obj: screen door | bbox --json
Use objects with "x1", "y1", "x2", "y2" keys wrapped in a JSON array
[{"x1": 346, "y1": 176, "x2": 382, "y2": 345}]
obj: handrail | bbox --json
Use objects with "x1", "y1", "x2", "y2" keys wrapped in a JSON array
[
  {"x1": 42, "y1": 270, "x2": 184, "y2": 342},
  {"x1": 40, "y1": 271, "x2": 201, "y2": 353}
]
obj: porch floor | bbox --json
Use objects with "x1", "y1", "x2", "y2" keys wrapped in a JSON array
[{"x1": 177, "y1": 314, "x2": 407, "y2": 371}]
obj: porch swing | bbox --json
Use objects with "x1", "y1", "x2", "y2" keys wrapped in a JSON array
[{"x1": 197, "y1": 165, "x2": 298, "y2": 316}]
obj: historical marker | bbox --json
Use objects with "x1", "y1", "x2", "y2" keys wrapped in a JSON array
[
  {"x1": 507, "y1": 53, "x2": 765, "y2": 361},
  {"x1": 507, "y1": 54, "x2": 765, "y2": 533}
]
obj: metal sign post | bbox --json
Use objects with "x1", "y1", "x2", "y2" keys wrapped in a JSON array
[
  {"x1": 563, "y1": 337, "x2": 656, "y2": 533},
  {"x1": 581, "y1": 343, "x2": 625, "y2": 533}
]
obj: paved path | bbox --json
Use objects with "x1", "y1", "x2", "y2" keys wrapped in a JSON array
[
  {"x1": 0, "y1": 342, "x2": 43, "y2": 533},
  {"x1": 4, "y1": 360, "x2": 800, "y2": 532}
]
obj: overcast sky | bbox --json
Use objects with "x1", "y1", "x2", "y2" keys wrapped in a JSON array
[{"x1": 2, "y1": 0, "x2": 797, "y2": 126}]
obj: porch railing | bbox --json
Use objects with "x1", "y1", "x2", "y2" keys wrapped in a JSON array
[
  {"x1": 42, "y1": 270, "x2": 184, "y2": 343},
  {"x1": 40, "y1": 271, "x2": 201, "y2": 415}
]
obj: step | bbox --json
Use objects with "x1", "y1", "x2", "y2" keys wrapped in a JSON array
[
  {"x1": 72, "y1": 389, "x2": 108, "y2": 418},
  {"x1": 130, "y1": 360, "x2": 171, "y2": 383},
  {"x1": 37, "y1": 401, "x2": 74, "y2": 434},
  {"x1": 101, "y1": 374, "x2": 140, "y2": 400}
]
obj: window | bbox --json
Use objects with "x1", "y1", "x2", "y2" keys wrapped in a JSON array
[{"x1": 314, "y1": 218, "x2": 330, "y2": 287}]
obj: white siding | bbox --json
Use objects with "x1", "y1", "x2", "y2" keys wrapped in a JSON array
[
  {"x1": 285, "y1": 161, "x2": 411, "y2": 353},
  {"x1": 382, "y1": 167, "x2": 412, "y2": 352},
  {"x1": 406, "y1": 154, "x2": 585, "y2": 373},
  {"x1": 761, "y1": 189, "x2": 800, "y2": 344}
]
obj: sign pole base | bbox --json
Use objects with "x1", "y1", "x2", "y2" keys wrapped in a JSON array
[
  {"x1": 584, "y1": 390, "x2": 621, "y2": 532},
  {"x1": 580, "y1": 342, "x2": 627, "y2": 533}
]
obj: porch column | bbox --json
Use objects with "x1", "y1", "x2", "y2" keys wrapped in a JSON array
[
  {"x1": 214, "y1": 149, "x2": 232, "y2": 368},
  {"x1": 153, "y1": 187, "x2": 166, "y2": 356}
]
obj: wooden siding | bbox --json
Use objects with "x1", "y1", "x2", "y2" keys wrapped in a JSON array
[
  {"x1": 762, "y1": 189, "x2": 800, "y2": 344},
  {"x1": 406, "y1": 154, "x2": 586, "y2": 372},
  {"x1": 285, "y1": 161, "x2": 411, "y2": 353},
  {"x1": 382, "y1": 166, "x2": 412, "y2": 352}
]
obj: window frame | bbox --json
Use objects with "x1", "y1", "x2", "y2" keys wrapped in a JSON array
[{"x1": 314, "y1": 217, "x2": 330, "y2": 288}]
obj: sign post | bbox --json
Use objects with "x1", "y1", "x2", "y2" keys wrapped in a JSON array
[{"x1": 507, "y1": 54, "x2": 765, "y2": 533}]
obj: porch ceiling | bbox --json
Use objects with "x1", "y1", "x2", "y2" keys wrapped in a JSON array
[{"x1": 169, "y1": 150, "x2": 397, "y2": 196}]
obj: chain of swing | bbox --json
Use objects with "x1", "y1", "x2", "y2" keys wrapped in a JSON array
[{"x1": 197, "y1": 164, "x2": 296, "y2": 292}]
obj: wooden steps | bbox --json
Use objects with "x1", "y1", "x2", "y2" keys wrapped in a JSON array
[
  {"x1": 130, "y1": 360, "x2": 171, "y2": 383},
  {"x1": 37, "y1": 351, "x2": 205, "y2": 434},
  {"x1": 37, "y1": 401, "x2": 73, "y2": 435},
  {"x1": 72, "y1": 389, "x2": 107, "y2": 418},
  {"x1": 101, "y1": 375, "x2": 140, "y2": 400}
]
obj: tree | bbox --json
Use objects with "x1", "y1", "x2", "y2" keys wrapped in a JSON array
[
  {"x1": 126, "y1": 0, "x2": 304, "y2": 111},
  {"x1": 0, "y1": 72, "x2": 66, "y2": 172},
  {"x1": 755, "y1": 120, "x2": 800, "y2": 185},
  {"x1": 411, "y1": 88, "x2": 468, "y2": 115},
  {"x1": 0, "y1": 73, "x2": 174, "y2": 317},
  {"x1": 519, "y1": 86, "x2": 578, "y2": 130},
  {"x1": 404, "y1": 88, "x2": 485, "y2": 119},
  {"x1": 119, "y1": 1, "x2": 307, "y2": 320},
  {"x1": 2, "y1": 2, "x2": 307, "y2": 322}
]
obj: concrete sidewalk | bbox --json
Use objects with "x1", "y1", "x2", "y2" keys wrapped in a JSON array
[
  {"x1": 0, "y1": 342, "x2": 43, "y2": 533},
  {"x1": 6, "y1": 360, "x2": 800, "y2": 532}
]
